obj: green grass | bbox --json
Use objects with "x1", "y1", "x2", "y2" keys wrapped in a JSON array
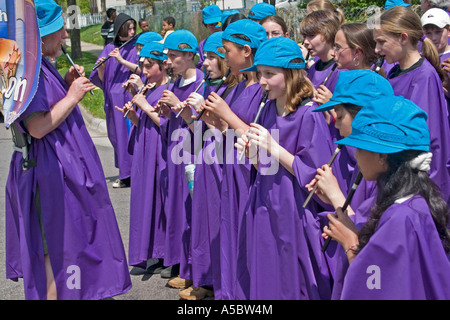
[
  {"x1": 80, "y1": 24, "x2": 104, "y2": 46},
  {"x1": 56, "y1": 47, "x2": 105, "y2": 119}
]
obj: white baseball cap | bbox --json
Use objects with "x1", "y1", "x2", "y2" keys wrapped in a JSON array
[{"x1": 421, "y1": 8, "x2": 450, "y2": 29}]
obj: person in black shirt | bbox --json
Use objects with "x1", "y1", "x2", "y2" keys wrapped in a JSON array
[{"x1": 101, "y1": 8, "x2": 117, "y2": 46}]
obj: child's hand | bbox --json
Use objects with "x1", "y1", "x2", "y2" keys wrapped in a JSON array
[
  {"x1": 306, "y1": 164, "x2": 346, "y2": 208},
  {"x1": 246, "y1": 123, "x2": 278, "y2": 156}
]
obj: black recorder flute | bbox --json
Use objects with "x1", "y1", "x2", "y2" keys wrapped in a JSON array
[
  {"x1": 123, "y1": 79, "x2": 149, "y2": 118},
  {"x1": 195, "y1": 68, "x2": 231, "y2": 122},
  {"x1": 303, "y1": 145, "x2": 342, "y2": 208},
  {"x1": 158, "y1": 68, "x2": 173, "y2": 117},
  {"x1": 61, "y1": 46, "x2": 94, "y2": 95},
  {"x1": 322, "y1": 63, "x2": 337, "y2": 86},
  {"x1": 92, "y1": 34, "x2": 139, "y2": 71},
  {"x1": 239, "y1": 90, "x2": 269, "y2": 162},
  {"x1": 321, "y1": 171, "x2": 363, "y2": 252},
  {"x1": 176, "y1": 72, "x2": 210, "y2": 118}
]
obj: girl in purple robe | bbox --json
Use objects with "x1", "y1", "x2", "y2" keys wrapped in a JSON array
[
  {"x1": 324, "y1": 95, "x2": 450, "y2": 299},
  {"x1": 307, "y1": 70, "x2": 394, "y2": 291},
  {"x1": 5, "y1": 0, "x2": 131, "y2": 299},
  {"x1": 173, "y1": 31, "x2": 240, "y2": 300},
  {"x1": 199, "y1": 19, "x2": 267, "y2": 300},
  {"x1": 115, "y1": 42, "x2": 169, "y2": 272},
  {"x1": 89, "y1": 13, "x2": 140, "y2": 189},
  {"x1": 374, "y1": 6, "x2": 450, "y2": 205},
  {"x1": 235, "y1": 37, "x2": 335, "y2": 300},
  {"x1": 156, "y1": 29, "x2": 204, "y2": 286}
]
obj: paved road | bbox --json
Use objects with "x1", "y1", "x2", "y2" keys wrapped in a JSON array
[{"x1": 0, "y1": 115, "x2": 181, "y2": 300}]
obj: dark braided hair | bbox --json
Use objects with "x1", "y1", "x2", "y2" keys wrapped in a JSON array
[{"x1": 356, "y1": 150, "x2": 450, "y2": 254}]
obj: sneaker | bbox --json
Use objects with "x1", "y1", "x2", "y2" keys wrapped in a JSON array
[
  {"x1": 168, "y1": 276, "x2": 193, "y2": 289},
  {"x1": 160, "y1": 263, "x2": 180, "y2": 278},
  {"x1": 179, "y1": 286, "x2": 214, "y2": 300},
  {"x1": 112, "y1": 178, "x2": 130, "y2": 188},
  {"x1": 146, "y1": 259, "x2": 164, "y2": 274}
]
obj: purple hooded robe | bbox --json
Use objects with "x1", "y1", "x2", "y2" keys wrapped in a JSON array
[
  {"x1": 5, "y1": 58, "x2": 131, "y2": 300},
  {"x1": 242, "y1": 99, "x2": 335, "y2": 300},
  {"x1": 387, "y1": 58, "x2": 450, "y2": 205},
  {"x1": 339, "y1": 196, "x2": 450, "y2": 300},
  {"x1": 89, "y1": 39, "x2": 138, "y2": 181},
  {"x1": 159, "y1": 68, "x2": 205, "y2": 281},
  {"x1": 127, "y1": 85, "x2": 167, "y2": 268}
]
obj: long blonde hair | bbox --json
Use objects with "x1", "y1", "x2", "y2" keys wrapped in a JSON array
[{"x1": 378, "y1": 6, "x2": 444, "y2": 80}]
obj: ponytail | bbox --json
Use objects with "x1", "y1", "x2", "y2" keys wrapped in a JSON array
[{"x1": 421, "y1": 36, "x2": 445, "y2": 81}]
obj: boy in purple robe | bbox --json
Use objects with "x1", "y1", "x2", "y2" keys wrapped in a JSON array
[
  {"x1": 324, "y1": 95, "x2": 450, "y2": 299},
  {"x1": 300, "y1": 10, "x2": 341, "y2": 94},
  {"x1": 5, "y1": 0, "x2": 132, "y2": 299},
  {"x1": 374, "y1": 6, "x2": 450, "y2": 205},
  {"x1": 235, "y1": 37, "x2": 335, "y2": 300},
  {"x1": 115, "y1": 42, "x2": 169, "y2": 272},
  {"x1": 89, "y1": 13, "x2": 140, "y2": 189},
  {"x1": 156, "y1": 29, "x2": 204, "y2": 285},
  {"x1": 199, "y1": 19, "x2": 266, "y2": 300}
]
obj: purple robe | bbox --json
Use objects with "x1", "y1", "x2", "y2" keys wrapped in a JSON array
[
  {"x1": 190, "y1": 82, "x2": 238, "y2": 293},
  {"x1": 89, "y1": 40, "x2": 139, "y2": 180},
  {"x1": 196, "y1": 38, "x2": 206, "y2": 69},
  {"x1": 127, "y1": 85, "x2": 167, "y2": 268},
  {"x1": 318, "y1": 150, "x2": 378, "y2": 282},
  {"x1": 387, "y1": 58, "x2": 450, "y2": 205},
  {"x1": 307, "y1": 59, "x2": 340, "y2": 92},
  {"x1": 340, "y1": 196, "x2": 450, "y2": 300},
  {"x1": 243, "y1": 99, "x2": 335, "y2": 300},
  {"x1": 5, "y1": 58, "x2": 131, "y2": 300},
  {"x1": 159, "y1": 68, "x2": 205, "y2": 281},
  {"x1": 219, "y1": 81, "x2": 263, "y2": 300}
]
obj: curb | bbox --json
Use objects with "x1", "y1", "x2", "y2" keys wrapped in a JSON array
[{"x1": 79, "y1": 103, "x2": 108, "y2": 135}]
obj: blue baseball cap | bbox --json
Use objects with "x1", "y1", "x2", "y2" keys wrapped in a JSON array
[
  {"x1": 384, "y1": 0, "x2": 411, "y2": 10},
  {"x1": 313, "y1": 70, "x2": 395, "y2": 112},
  {"x1": 221, "y1": 19, "x2": 267, "y2": 49},
  {"x1": 203, "y1": 5, "x2": 222, "y2": 25},
  {"x1": 203, "y1": 32, "x2": 225, "y2": 58},
  {"x1": 139, "y1": 42, "x2": 167, "y2": 61},
  {"x1": 136, "y1": 31, "x2": 163, "y2": 46},
  {"x1": 241, "y1": 37, "x2": 305, "y2": 72},
  {"x1": 163, "y1": 29, "x2": 199, "y2": 54},
  {"x1": 36, "y1": 0, "x2": 64, "y2": 37},
  {"x1": 336, "y1": 95, "x2": 430, "y2": 153},
  {"x1": 248, "y1": 2, "x2": 275, "y2": 20},
  {"x1": 217, "y1": 9, "x2": 240, "y2": 27}
]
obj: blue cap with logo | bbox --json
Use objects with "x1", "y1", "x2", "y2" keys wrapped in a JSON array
[
  {"x1": 203, "y1": 32, "x2": 225, "y2": 58},
  {"x1": 313, "y1": 69, "x2": 395, "y2": 112},
  {"x1": 139, "y1": 41, "x2": 167, "y2": 61},
  {"x1": 36, "y1": 0, "x2": 64, "y2": 37},
  {"x1": 248, "y1": 2, "x2": 276, "y2": 20},
  {"x1": 336, "y1": 95, "x2": 430, "y2": 153},
  {"x1": 221, "y1": 19, "x2": 267, "y2": 49},
  {"x1": 241, "y1": 37, "x2": 305, "y2": 72},
  {"x1": 217, "y1": 9, "x2": 240, "y2": 27},
  {"x1": 384, "y1": 0, "x2": 411, "y2": 10},
  {"x1": 136, "y1": 31, "x2": 163, "y2": 46},
  {"x1": 163, "y1": 29, "x2": 199, "y2": 54},
  {"x1": 203, "y1": 5, "x2": 222, "y2": 25}
]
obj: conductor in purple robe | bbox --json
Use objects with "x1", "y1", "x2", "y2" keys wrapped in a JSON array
[{"x1": 5, "y1": 0, "x2": 132, "y2": 300}]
